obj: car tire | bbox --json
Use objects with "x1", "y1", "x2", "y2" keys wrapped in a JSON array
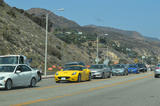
[
  {"x1": 102, "y1": 73, "x2": 105, "y2": 79},
  {"x1": 136, "y1": 70, "x2": 140, "y2": 74},
  {"x1": 5, "y1": 79, "x2": 12, "y2": 90},
  {"x1": 108, "y1": 73, "x2": 111, "y2": 78},
  {"x1": 126, "y1": 72, "x2": 128, "y2": 75},
  {"x1": 56, "y1": 81, "x2": 60, "y2": 83},
  {"x1": 88, "y1": 73, "x2": 91, "y2": 81},
  {"x1": 154, "y1": 75, "x2": 157, "y2": 78},
  {"x1": 30, "y1": 78, "x2": 37, "y2": 87},
  {"x1": 77, "y1": 74, "x2": 81, "y2": 82},
  {"x1": 37, "y1": 73, "x2": 41, "y2": 81}
]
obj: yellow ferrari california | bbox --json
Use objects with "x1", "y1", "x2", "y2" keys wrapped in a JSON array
[{"x1": 55, "y1": 65, "x2": 91, "y2": 83}]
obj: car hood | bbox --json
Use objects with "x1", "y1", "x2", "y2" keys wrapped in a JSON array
[
  {"x1": 56, "y1": 71, "x2": 79, "y2": 76},
  {"x1": 0, "y1": 72, "x2": 12, "y2": 77},
  {"x1": 128, "y1": 67, "x2": 137, "y2": 70},
  {"x1": 112, "y1": 68, "x2": 124, "y2": 72},
  {"x1": 90, "y1": 69, "x2": 102, "y2": 72}
]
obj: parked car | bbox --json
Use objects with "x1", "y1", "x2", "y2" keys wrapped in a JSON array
[
  {"x1": 89, "y1": 64, "x2": 112, "y2": 79},
  {"x1": 128, "y1": 64, "x2": 140, "y2": 74},
  {"x1": 112, "y1": 64, "x2": 128, "y2": 76},
  {"x1": 154, "y1": 64, "x2": 160, "y2": 78},
  {"x1": 55, "y1": 65, "x2": 91, "y2": 83},
  {"x1": 137, "y1": 63, "x2": 147, "y2": 73},
  {"x1": 0, "y1": 64, "x2": 39, "y2": 90}
]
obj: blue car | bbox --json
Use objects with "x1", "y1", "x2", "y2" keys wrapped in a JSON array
[{"x1": 128, "y1": 64, "x2": 140, "y2": 74}]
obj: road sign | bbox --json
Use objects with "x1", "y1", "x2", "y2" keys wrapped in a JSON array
[
  {"x1": 95, "y1": 57, "x2": 100, "y2": 63},
  {"x1": 134, "y1": 59, "x2": 138, "y2": 63},
  {"x1": 103, "y1": 59, "x2": 109, "y2": 65},
  {"x1": 142, "y1": 56, "x2": 145, "y2": 59}
]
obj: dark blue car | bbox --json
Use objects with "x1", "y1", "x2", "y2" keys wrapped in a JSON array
[{"x1": 128, "y1": 64, "x2": 140, "y2": 74}]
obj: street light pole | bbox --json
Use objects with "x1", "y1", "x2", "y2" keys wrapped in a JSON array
[
  {"x1": 96, "y1": 35, "x2": 99, "y2": 64},
  {"x1": 44, "y1": 8, "x2": 64, "y2": 77},
  {"x1": 96, "y1": 34, "x2": 108, "y2": 64},
  {"x1": 44, "y1": 13, "x2": 48, "y2": 77}
]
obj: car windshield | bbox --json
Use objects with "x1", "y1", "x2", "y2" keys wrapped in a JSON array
[
  {"x1": 89, "y1": 65, "x2": 103, "y2": 69},
  {"x1": 63, "y1": 66, "x2": 83, "y2": 71},
  {"x1": 64, "y1": 62, "x2": 85, "y2": 67},
  {"x1": 129, "y1": 65, "x2": 137, "y2": 68},
  {"x1": 113, "y1": 65, "x2": 123, "y2": 68},
  {"x1": 0, "y1": 56, "x2": 18, "y2": 64},
  {"x1": 0, "y1": 66, "x2": 16, "y2": 72}
]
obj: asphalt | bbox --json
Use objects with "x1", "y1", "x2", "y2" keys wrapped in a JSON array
[{"x1": 0, "y1": 71, "x2": 158, "y2": 106}]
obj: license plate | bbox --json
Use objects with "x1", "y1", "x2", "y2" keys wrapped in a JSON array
[{"x1": 61, "y1": 77, "x2": 66, "y2": 80}]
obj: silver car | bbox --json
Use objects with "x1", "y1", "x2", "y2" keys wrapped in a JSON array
[
  {"x1": 154, "y1": 64, "x2": 160, "y2": 78},
  {"x1": 89, "y1": 64, "x2": 111, "y2": 79},
  {"x1": 112, "y1": 64, "x2": 128, "y2": 76}
]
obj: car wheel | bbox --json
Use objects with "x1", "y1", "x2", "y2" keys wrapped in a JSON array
[
  {"x1": 56, "y1": 81, "x2": 60, "y2": 83},
  {"x1": 30, "y1": 78, "x2": 37, "y2": 87},
  {"x1": 126, "y1": 72, "x2": 128, "y2": 75},
  {"x1": 108, "y1": 73, "x2": 111, "y2": 78},
  {"x1": 88, "y1": 73, "x2": 91, "y2": 81},
  {"x1": 77, "y1": 74, "x2": 81, "y2": 82},
  {"x1": 5, "y1": 79, "x2": 12, "y2": 90},
  {"x1": 136, "y1": 70, "x2": 140, "y2": 74},
  {"x1": 37, "y1": 73, "x2": 41, "y2": 81},
  {"x1": 102, "y1": 73, "x2": 105, "y2": 79}
]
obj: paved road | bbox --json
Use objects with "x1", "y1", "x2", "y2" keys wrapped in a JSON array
[{"x1": 0, "y1": 71, "x2": 159, "y2": 106}]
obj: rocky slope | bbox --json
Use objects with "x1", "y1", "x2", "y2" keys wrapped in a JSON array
[
  {"x1": 1, "y1": 0, "x2": 160, "y2": 70},
  {"x1": 0, "y1": 0, "x2": 90, "y2": 70}
]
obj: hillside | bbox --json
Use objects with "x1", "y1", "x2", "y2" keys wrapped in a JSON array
[
  {"x1": 0, "y1": 0, "x2": 91, "y2": 70},
  {"x1": 25, "y1": 8, "x2": 160, "y2": 64},
  {"x1": 1, "y1": 0, "x2": 160, "y2": 69},
  {"x1": 27, "y1": 8, "x2": 80, "y2": 31}
]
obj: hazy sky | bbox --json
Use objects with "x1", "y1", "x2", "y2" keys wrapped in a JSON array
[{"x1": 5, "y1": 0, "x2": 160, "y2": 38}]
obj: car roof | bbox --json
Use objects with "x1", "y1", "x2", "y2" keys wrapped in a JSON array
[
  {"x1": 0, "y1": 55, "x2": 25, "y2": 57},
  {"x1": 66, "y1": 65, "x2": 85, "y2": 67},
  {"x1": 64, "y1": 62, "x2": 85, "y2": 66},
  {"x1": 0, "y1": 64, "x2": 18, "y2": 66},
  {"x1": 91, "y1": 64, "x2": 104, "y2": 66},
  {"x1": 0, "y1": 64, "x2": 28, "y2": 66}
]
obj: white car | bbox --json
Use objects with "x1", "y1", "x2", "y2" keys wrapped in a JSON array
[{"x1": 0, "y1": 64, "x2": 39, "y2": 90}]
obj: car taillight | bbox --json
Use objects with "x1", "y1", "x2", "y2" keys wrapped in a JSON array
[{"x1": 156, "y1": 67, "x2": 160, "y2": 69}]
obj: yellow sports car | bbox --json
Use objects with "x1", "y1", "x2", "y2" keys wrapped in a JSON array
[{"x1": 55, "y1": 65, "x2": 91, "y2": 83}]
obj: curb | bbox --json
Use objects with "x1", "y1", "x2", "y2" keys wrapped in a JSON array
[{"x1": 42, "y1": 75, "x2": 55, "y2": 79}]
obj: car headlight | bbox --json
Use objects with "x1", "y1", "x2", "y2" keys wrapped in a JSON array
[
  {"x1": 72, "y1": 72, "x2": 77, "y2": 75},
  {"x1": 95, "y1": 71, "x2": 101, "y2": 74},
  {"x1": 0, "y1": 77, "x2": 5, "y2": 80},
  {"x1": 56, "y1": 72, "x2": 59, "y2": 75}
]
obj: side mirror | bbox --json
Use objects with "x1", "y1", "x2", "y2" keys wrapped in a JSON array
[{"x1": 16, "y1": 70, "x2": 21, "y2": 73}]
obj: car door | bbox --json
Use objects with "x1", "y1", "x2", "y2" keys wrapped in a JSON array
[
  {"x1": 21, "y1": 65, "x2": 32, "y2": 85},
  {"x1": 81, "y1": 67, "x2": 87, "y2": 81},
  {"x1": 105, "y1": 65, "x2": 110, "y2": 77},
  {"x1": 12, "y1": 65, "x2": 26, "y2": 87}
]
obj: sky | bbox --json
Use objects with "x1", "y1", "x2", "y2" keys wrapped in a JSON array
[{"x1": 4, "y1": 0, "x2": 160, "y2": 39}]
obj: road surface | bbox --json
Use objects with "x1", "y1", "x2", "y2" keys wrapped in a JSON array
[{"x1": 0, "y1": 71, "x2": 159, "y2": 106}]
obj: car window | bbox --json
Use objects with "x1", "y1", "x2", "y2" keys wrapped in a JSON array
[
  {"x1": 63, "y1": 66, "x2": 83, "y2": 71},
  {"x1": 21, "y1": 65, "x2": 32, "y2": 72},
  {"x1": 0, "y1": 66, "x2": 16, "y2": 72},
  {"x1": 19, "y1": 56, "x2": 24, "y2": 64},
  {"x1": 89, "y1": 65, "x2": 103, "y2": 69},
  {"x1": 16, "y1": 65, "x2": 22, "y2": 71}
]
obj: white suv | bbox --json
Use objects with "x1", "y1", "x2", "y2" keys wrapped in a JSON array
[{"x1": 0, "y1": 64, "x2": 39, "y2": 90}]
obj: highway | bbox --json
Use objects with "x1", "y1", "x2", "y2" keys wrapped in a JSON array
[{"x1": 0, "y1": 71, "x2": 159, "y2": 106}]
